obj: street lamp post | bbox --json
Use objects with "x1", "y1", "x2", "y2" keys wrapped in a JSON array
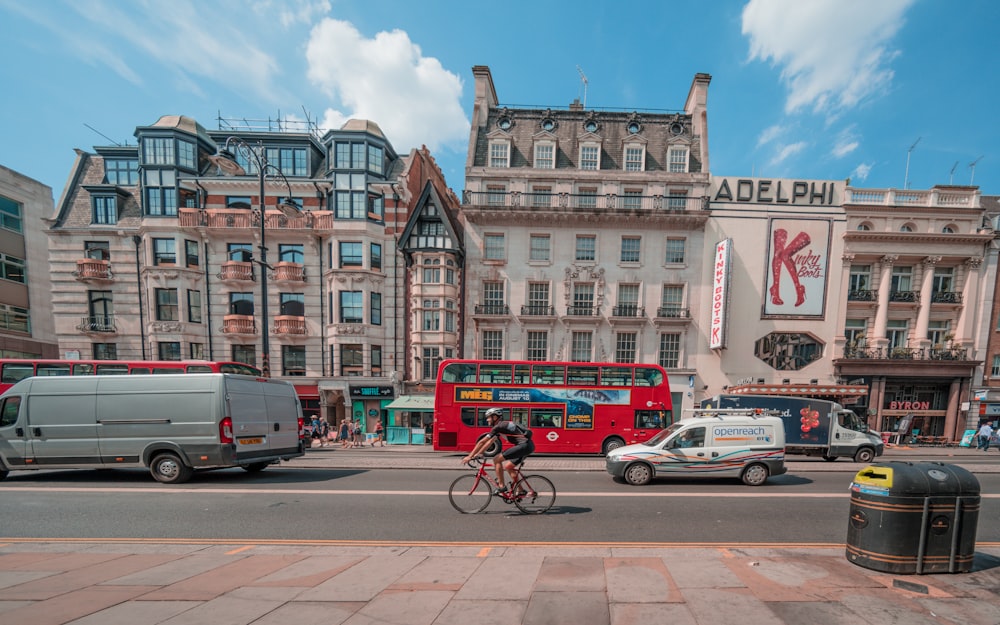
[{"x1": 209, "y1": 138, "x2": 302, "y2": 377}]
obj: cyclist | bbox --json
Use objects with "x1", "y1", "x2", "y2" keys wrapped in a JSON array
[{"x1": 461, "y1": 407, "x2": 535, "y2": 495}]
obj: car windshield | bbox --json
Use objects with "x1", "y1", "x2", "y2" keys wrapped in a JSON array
[{"x1": 641, "y1": 423, "x2": 684, "y2": 447}]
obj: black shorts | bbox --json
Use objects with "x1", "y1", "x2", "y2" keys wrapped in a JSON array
[
  {"x1": 310, "y1": 431, "x2": 321, "y2": 439},
  {"x1": 498, "y1": 439, "x2": 535, "y2": 464}
]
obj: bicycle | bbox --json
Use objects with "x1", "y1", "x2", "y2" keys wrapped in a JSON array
[{"x1": 448, "y1": 456, "x2": 556, "y2": 514}]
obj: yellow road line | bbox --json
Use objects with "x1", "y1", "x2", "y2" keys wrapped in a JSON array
[{"x1": 225, "y1": 545, "x2": 256, "y2": 555}]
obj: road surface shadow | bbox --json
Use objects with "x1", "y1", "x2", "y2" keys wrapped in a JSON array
[{"x1": 0, "y1": 466, "x2": 367, "y2": 485}]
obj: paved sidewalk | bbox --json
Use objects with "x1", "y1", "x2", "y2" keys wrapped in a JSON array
[{"x1": 2, "y1": 444, "x2": 998, "y2": 624}]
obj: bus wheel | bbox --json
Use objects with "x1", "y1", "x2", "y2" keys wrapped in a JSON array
[
  {"x1": 623, "y1": 462, "x2": 653, "y2": 486},
  {"x1": 476, "y1": 432, "x2": 501, "y2": 457},
  {"x1": 150, "y1": 453, "x2": 193, "y2": 484},
  {"x1": 602, "y1": 437, "x2": 626, "y2": 455}
]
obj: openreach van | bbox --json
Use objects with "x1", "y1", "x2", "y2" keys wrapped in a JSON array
[
  {"x1": 702, "y1": 394, "x2": 883, "y2": 463},
  {"x1": 0, "y1": 373, "x2": 305, "y2": 484},
  {"x1": 605, "y1": 409, "x2": 786, "y2": 486}
]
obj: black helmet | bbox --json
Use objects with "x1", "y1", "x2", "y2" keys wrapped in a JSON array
[{"x1": 485, "y1": 408, "x2": 503, "y2": 419}]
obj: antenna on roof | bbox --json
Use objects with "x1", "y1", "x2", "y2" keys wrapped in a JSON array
[
  {"x1": 969, "y1": 156, "x2": 984, "y2": 185},
  {"x1": 903, "y1": 137, "x2": 920, "y2": 189},
  {"x1": 949, "y1": 161, "x2": 959, "y2": 184},
  {"x1": 576, "y1": 65, "x2": 589, "y2": 109},
  {"x1": 83, "y1": 123, "x2": 122, "y2": 147}
]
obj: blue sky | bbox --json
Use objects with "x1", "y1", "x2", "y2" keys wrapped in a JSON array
[{"x1": 1, "y1": 0, "x2": 997, "y2": 201}]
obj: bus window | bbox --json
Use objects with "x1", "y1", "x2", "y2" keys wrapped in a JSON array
[
  {"x1": 460, "y1": 407, "x2": 477, "y2": 427},
  {"x1": 635, "y1": 410, "x2": 664, "y2": 429},
  {"x1": 96, "y1": 364, "x2": 129, "y2": 375},
  {"x1": 635, "y1": 367, "x2": 663, "y2": 387},
  {"x1": 531, "y1": 408, "x2": 562, "y2": 428},
  {"x1": 72, "y1": 364, "x2": 95, "y2": 375},
  {"x1": 479, "y1": 364, "x2": 512, "y2": 384},
  {"x1": 599, "y1": 366, "x2": 632, "y2": 386},
  {"x1": 567, "y1": 366, "x2": 598, "y2": 386},
  {"x1": 152, "y1": 368, "x2": 184, "y2": 374},
  {"x1": 513, "y1": 364, "x2": 531, "y2": 384},
  {"x1": 2, "y1": 364, "x2": 33, "y2": 384},
  {"x1": 218, "y1": 363, "x2": 258, "y2": 375},
  {"x1": 510, "y1": 407, "x2": 529, "y2": 426},
  {"x1": 186, "y1": 365, "x2": 213, "y2": 373},
  {"x1": 441, "y1": 362, "x2": 477, "y2": 383},
  {"x1": 36, "y1": 364, "x2": 71, "y2": 377},
  {"x1": 129, "y1": 367, "x2": 151, "y2": 375},
  {"x1": 532, "y1": 366, "x2": 565, "y2": 385}
]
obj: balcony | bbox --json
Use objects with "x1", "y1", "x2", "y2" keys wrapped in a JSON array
[
  {"x1": 842, "y1": 345, "x2": 971, "y2": 361},
  {"x1": 474, "y1": 304, "x2": 510, "y2": 316},
  {"x1": 889, "y1": 290, "x2": 919, "y2": 303},
  {"x1": 611, "y1": 305, "x2": 645, "y2": 318},
  {"x1": 931, "y1": 291, "x2": 962, "y2": 304},
  {"x1": 566, "y1": 305, "x2": 598, "y2": 317},
  {"x1": 218, "y1": 261, "x2": 255, "y2": 282},
  {"x1": 273, "y1": 315, "x2": 306, "y2": 335},
  {"x1": 178, "y1": 208, "x2": 332, "y2": 231},
  {"x1": 77, "y1": 315, "x2": 117, "y2": 333},
  {"x1": 271, "y1": 262, "x2": 306, "y2": 282},
  {"x1": 221, "y1": 314, "x2": 257, "y2": 335},
  {"x1": 74, "y1": 259, "x2": 113, "y2": 282},
  {"x1": 847, "y1": 290, "x2": 877, "y2": 302},
  {"x1": 656, "y1": 306, "x2": 690, "y2": 319},
  {"x1": 520, "y1": 305, "x2": 555, "y2": 317},
  {"x1": 462, "y1": 191, "x2": 705, "y2": 213}
]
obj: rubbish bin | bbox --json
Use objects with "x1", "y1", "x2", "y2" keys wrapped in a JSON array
[{"x1": 846, "y1": 461, "x2": 980, "y2": 574}]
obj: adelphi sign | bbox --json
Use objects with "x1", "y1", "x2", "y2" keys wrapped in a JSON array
[{"x1": 711, "y1": 177, "x2": 843, "y2": 206}]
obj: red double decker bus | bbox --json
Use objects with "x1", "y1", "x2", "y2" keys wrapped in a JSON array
[
  {"x1": 433, "y1": 359, "x2": 673, "y2": 455},
  {"x1": 0, "y1": 359, "x2": 262, "y2": 394}
]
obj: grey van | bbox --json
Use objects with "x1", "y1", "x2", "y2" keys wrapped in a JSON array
[{"x1": 0, "y1": 373, "x2": 305, "y2": 483}]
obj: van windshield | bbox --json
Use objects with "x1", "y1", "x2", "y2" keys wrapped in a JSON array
[{"x1": 642, "y1": 423, "x2": 684, "y2": 446}]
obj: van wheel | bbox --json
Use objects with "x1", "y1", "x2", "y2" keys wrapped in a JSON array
[
  {"x1": 150, "y1": 453, "x2": 193, "y2": 484},
  {"x1": 623, "y1": 462, "x2": 653, "y2": 486},
  {"x1": 741, "y1": 463, "x2": 769, "y2": 486},
  {"x1": 242, "y1": 462, "x2": 270, "y2": 472},
  {"x1": 476, "y1": 433, "x2": 501, "y2": 457},
  {"x1": 854, "y1": 447, "x2": 875, "y2": 464},
  {"x1": 602, "y1": 437, "x2": 626, "y2": 455}
]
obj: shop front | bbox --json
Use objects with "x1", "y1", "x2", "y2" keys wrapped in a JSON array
[
  {"x1": 384, "y1": 395, "x2": 435, "y2": 444},
  {"x1": 348, "y1": 385, "x2": 394, "y2": 442}
]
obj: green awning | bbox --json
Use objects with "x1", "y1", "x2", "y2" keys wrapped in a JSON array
[{"x1": 385, "y1": 395, "x2": 435, "y2": 411}]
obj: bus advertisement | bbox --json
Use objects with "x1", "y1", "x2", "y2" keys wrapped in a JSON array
[{"x1": 433, "y1": 359, "x2": 673, "y2": 455}]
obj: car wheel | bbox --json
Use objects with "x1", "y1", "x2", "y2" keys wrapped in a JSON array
[
  {"x1": 602, "y1": 437, "x2": 625, "y2": 456},
  {"x1": 854, "y1": 447, "x2": 875, "y2": 464},
  {"x1": 623, "y1": 462, "x2": 653, "y2": 486},
  {"x1": 150, "y1": 453, "x2": 193, "y2": 484},
  {"x1": 741, "y1": 463, "x2": 769, "y2": 486}
]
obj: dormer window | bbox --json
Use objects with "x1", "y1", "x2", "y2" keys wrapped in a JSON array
[
  {"x1": 584, "y1": 119, "x2": 599, "y2": 133},
  {"x1": 668, "y1": 147, "x2": 689, "y2": 173},
  {"x1": 624, "y1": 144, "x2": 645, "y2": 172},
  {"x1": 497, "y1": 116, "x2": 513, "y2": 131},
  {"x1": 580, "y1": 143, "x2": 600, "y2": 170},
  {"x1": 489, "y1": 140, "x2": 510, "y2": 168},
  {"x1": 541, "y1": 118, "x2": 556, "y2": 132},
  {"x1": 534, "y1": 141, "x2": 555, "y2": 169},
  {"x1": 626, "y1": 121, "x2": 641, "y2": 135},
  {"x1": 669, "y1": 121, "x2": 685, "y2": 136}
]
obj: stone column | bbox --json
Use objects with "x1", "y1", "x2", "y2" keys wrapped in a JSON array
[
  {"x1": 914, "y1": 256, "x2": 940, "y2": 349},
  {"x1": 958, "y1": 258, "x2": 983, "y2": 346},
  {"x1": 871, "y1": 255, "x2": 896, "y2": 350}
]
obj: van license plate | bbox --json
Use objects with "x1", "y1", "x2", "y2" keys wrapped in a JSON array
[{"x1": 238, "y1": 437, "x2": 263, "y2": 445}]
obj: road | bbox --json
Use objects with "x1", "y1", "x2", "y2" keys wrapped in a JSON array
[{"x1": 1, "y1": 463, "x2": 996, "y2": 545}]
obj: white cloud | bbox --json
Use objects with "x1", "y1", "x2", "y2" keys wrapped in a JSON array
[
  {"x1": 756, "y1": 124, "x2": 784, "y2": 148},
  {"x1": 305, "y1": 19, "x2": 470, "y2": 154},
  {"x1": 742, "y1": 0, "x2": 915, "y2": 115},
  {"x1": 850, "y1": 162, "x2": 873, "y2": 183},
  {"x1": 832, "y1": 126, "x2": 860, "y2": 158},
  {"x1": 272, "y1": 0, "x2": 331, "y2": 28},
  {"x1": 769, "y1": 141, "x2": 807, "y2": 167}
]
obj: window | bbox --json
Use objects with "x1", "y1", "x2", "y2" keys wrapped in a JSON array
[
  {"x1": 624, "y1": 145, "x2": 644, "y2": 171},
  {"x1": 993, "y1": 355, "x2": 1000, "y2": 378},
  {"x1": 187, "y1": 290, "x2": 202, "y2": 323},
  {"x1": 617, "y1": 284, "x2": 639, "y2": 315},
  {"x1": 668, "y1": 147, "x2": 688, "y2": 173},
  {"x1": 572, "y1": 283, "x2": 594, "y2": 315},
  {"x1": 334, "y1": 142, "x2": 366, "y2": 169},
  {"x1": 580, "y1": 145, "x2": 600, "y2": 170},
  {"x1": 94, "y1": 343, "x2": 117, "y2": 360},
  {"x1": 264, "y1": 147, "x2": 308, "y2": 177},
  {"x1": 422, "y1": 347, "x2": 442, "y2": 379},
  {"x1": 105, "y1": 158, "x2": 138, "y2": 185},
  {"x1": 177, "y1": 140, "x2": 196, "y2": 169},
  {"x1": 571, "y1": 331, "x2": 592, "y2": 361},
  {"x1": 279, "y1": 244, "x2": 304, "y2": 264},
  {"x1": 446, "y1": 267, "x2": 456, "y2": 284},
  {"x1": 845, "y1": 319, "x2": 867, "y2": 347},
  {"x1": 185, "y1": 240, "x2": 199, "y2": 267},
  {"x1": 577, "y1": 187, "x2": 598, "y2": 209},
  {"x1": 886, "y1": 319, "x2": 909, "y2": 349},
  {"x1": 489, "y1": 141, "x2": 510, "y2": 168},
  {"x1": 891, "y1": 266, "x2": 914, "y2": 301},
  {"x1": 143, "y1": 137, "x2": 175, "y2": 165},
  {"x1": 482, "y1": 330, "x2": 504, "y2": 360},
  {"x1": 88, "y1": 290, "x2": 114, "y2": 330},
  {"x1": 927, "y1": 320, "x2": 951, "y2": 347},
  {"x1": 229, "y1": 292, "x2": 254, "y2": 315},
  {"x1": 530, "y1": 186, "x2": 552, "y2": 208},
  {"x1": 667, "y1": 191, "x2": 688, "y2": 210},
  {"x1": 620, "y1": 237, "x2": 641, "y2": 263},
  {"x1": 534, "y1": 143, "x2": 554, "y2": 169},
  {"x1": 484, "y1": 234, "x2": 505, "y2": 261},
  {"x1": 152, "y1": 238, "x2": 176, "y2": 265},
  {"x1": 661, "y1": 285, "x2": 684, "y2": 315},
  {"x1": 280, "y1": 293, "x2": 305, "y2": 316},
  {"x1": 368, "y1": 145, "x2": 384, "y2": 174},
  {"x1": 527, "y1": 282, "x2": 550, "y2": 314},
  {"x1": 0, "y1": 254, "x2": 25, "y2": 283},
  {"x1": 932, "y1": 267, "x2": 954, "y2": 295},
  {"x1": 371, "y1": 345, "x2": 382, "y2": 374},
  {"x1": 339, "y1": 242, "x2": 363, "y2": 268},
  {"x1": 530, "y1": 234, "x2": 550, "y2": 261},
  {"x1": 370, "y1": 243, "x2": 382, "y2": 270},
  {"x1": 445, "y1": 299, "x2": 455, "y2": 332},
  {"x1": 342, "y1": 344, "x2": 364, "y2": 376},
  {"x1": 228, "y1": 243, "x2": 253, "y2": 263},
  {"x1": 423, "y1": 259, "x2": 441, "y2": 283},
  {"x1": 665, "y1": 238, "x2": 685, "y2": 264},
  {"x1": 85, "y1": 241, "x2": 110, "y2": 261},
  {"x1": 622, "y1": 189, "x2": 642, "y2": 210},
  {"x1": 0, "y1": 304, "x2": 29, "y2": 333},
  {"x1": 158, "y1": 342, "x2": 181, "y2": 360},
  {"x1": 483, "y1": 281, "x2": 505, "y2": 312},
  {"x1": 423, "y1": 301, "x2": 440, "y2": 331},
  {"x1": 340, "y1": 291, "x2": 363, "y2": 323},
  {"x1": 233, "y1": 345, "x2": 256, "y2": 368},
  {"x1": 189, "y1": 343, "x2": 205, "y2": 360},
  {"x1": 92, "y1": 196, "x2": 117, "y2": 224},
  {"x1": 659, "y1": 333, "x2": 680, "y2": 368},
  {"x1": 155, "y1": 289, "x2": 178, "y2": 321},
  {"x1": 371, "y1": 292, "x2": 381, "y2": 325},
  {"x1": 615, "y1": 332, "x2": 637, "y2": 363},
  {"x1": 526, "y1": 331, "x2": 548, "y2": 361},
  {"x1": 576, "y1": 235, "x2": 596, "y2": 261},
  {"x1": 486, "y1": 184, "x2": 506, "y2": 207},
  {"x1": 283, "y1": 346, "x2": 306, "y2": 376},
  {"x1": 146, "y1": 183, "x2": 177, "y2": 216},
  {"x1": 849, "y1": 265, "x2": 871, "y2": 291},
  {"x1": 0, "y1": 195, "x2": 23, "y2": 233}
]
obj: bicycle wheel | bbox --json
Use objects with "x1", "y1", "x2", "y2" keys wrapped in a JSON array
[
  {"x1": 512, "y1": 474, "x2": 555, "y2": 514},
  {"x1": 448, "y1": 474, "x2": 492, "y2": 514}
]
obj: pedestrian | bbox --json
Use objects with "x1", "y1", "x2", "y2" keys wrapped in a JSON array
[
  {"x1": 976, "y1": 421, "x2": 993, "y2": 451},
  {"x1": 310, "y1": 416, "x2": 323, "y2": 448},
  {"x1": 353, "y1": 420, "x2": 363, "y2": 447},
  {"x1": 339, "y1": 419, "x2": 351, "y2": 449},
  {"x1": 374, "y1": 420, "x2": 385, "y2": 447}
]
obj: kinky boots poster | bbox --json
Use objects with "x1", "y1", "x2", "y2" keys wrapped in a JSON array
[{"x1": 762, "y1": 218, "x2": 831, "y2": 318}]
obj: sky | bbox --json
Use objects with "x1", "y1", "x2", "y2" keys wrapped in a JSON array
[{"x1": 1, "y1": 0, "x2": 997, "y2": 202}]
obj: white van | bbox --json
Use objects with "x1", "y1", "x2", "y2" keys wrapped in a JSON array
[
  {"x1": 0, "y1": 373, "x2": 305, "y2": 484},
  {"x1": 605, "y1": 410, "x2": 786, "y2": 486}
]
